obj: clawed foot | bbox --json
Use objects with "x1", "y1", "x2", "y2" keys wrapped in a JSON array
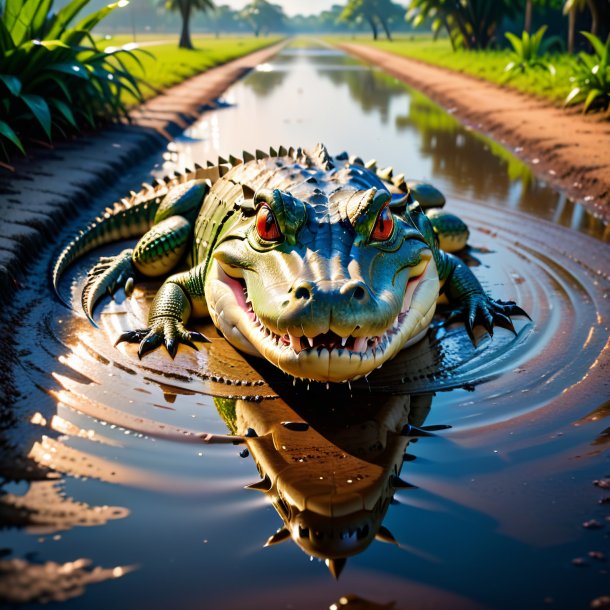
[
  {"x1": 115, "y1": 317, "x2": 210, "y2": 359},
  {"x1": 446, "y1": 297, "x2": 530, "y2": 344},
  {"x1": 82, "y1": 249, "x2": 135, "y2": 324}
]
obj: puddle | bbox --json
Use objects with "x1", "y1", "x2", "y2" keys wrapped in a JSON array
[{"x1": 0, "y1": 40, "x2": 608, "y2": 610}]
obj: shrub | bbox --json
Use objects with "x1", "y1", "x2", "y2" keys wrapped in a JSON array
[
  {"x1": 503, "y1": 26, "x2": 558, "y2": 82},
  {"x1": 565, "y1": 32, "x2": 610, "y2": 113},
  {"x1": 0, "y1": 0, "x2": 147, "y2": 162}
]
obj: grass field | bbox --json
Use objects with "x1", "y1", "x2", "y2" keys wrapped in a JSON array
[
  {"x1": 95, "y1": 34, "x2": 284, "y2": 104},
  {"x1": 328, "y1": 35, "x2": 575, "y2": 104}
]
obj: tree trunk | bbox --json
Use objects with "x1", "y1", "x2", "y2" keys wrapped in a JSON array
[
  {"x1": 568, "y1": 6, "x2": 575, "y2": 53},
  {"x1": 178, "y1": 0, "x2": 193, "y2": 49},
  {"x1": 379, "y1": 16, "x2": 392, "y2": 41},
  {"x1": 586, "y1": 0, "x2": 599, "y2": 36},
  {"x1": 367, "y1": 15, "x2": 378, "y2": 40},
  {"x1": 524, "y1": 0, "x2": 533, "y2": 33}
]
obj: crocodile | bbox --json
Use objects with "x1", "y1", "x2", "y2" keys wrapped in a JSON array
[
  {"x1": 219, "y1": 389, "x2": 440, "y2": 578},
  {"x1": 53, "y1": 143, "x2": 527, "y2": 383}
]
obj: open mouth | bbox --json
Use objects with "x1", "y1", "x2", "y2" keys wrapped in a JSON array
[
  {"x1": 238, "y1": 265, "x2": 428, "y2": 356},
  {"x1": 211, "y1": 254, "x2": 438, "y2": 381}
]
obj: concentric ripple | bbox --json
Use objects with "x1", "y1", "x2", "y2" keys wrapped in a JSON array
[
  {"x1": 0, "y1": 195, "x2": 607, "y2": 610},
  {"x1": 1, "y1": 195, "x2": 604, "y2": 490}
]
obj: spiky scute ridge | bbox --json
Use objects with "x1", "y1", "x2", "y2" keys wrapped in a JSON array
[
  {"x1": 55, "y1": 144, "x2": 383, "y2": 296},
  {"x1": 52, "y1": 163, "x2": 230, "y2": 306},
  {"x1": 54, "y1": 143, "x2": 417, "y2": 308},
  {"x1": 53, "y1": 143, "x2": 525, "y2": 386}
]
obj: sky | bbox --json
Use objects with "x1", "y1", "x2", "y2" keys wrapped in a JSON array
[{"x1": 222, "y1": 0, "x2": 338, "y2": 17}]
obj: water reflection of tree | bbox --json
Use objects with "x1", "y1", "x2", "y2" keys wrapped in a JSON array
[
  {"x1": 241, "y1": 69, "x2": 289, "y2": 98},
  {"x1": 316, "y1": 65, "x2": 406, "y2": 123},
  {"x1": 396, "y1": 91, "x2": 532, "y2": 199},
  {"x1": 396, "y1": 90, "x2": 561, "y2": 213}
]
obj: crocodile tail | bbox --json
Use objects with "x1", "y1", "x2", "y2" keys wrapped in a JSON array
[
  {"x1": 52, "y1": 185, "x2": 165, "y2": 307},
  {"x1": 52, "y1": 165, "x2": 226, "y2": 308}
]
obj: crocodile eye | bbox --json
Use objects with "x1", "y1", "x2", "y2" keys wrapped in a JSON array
[
  {"x1": 370, "y1": 203, "x2": 394, "y2": 241},
  {"x1": 256, "y1": 204, "x2": 282, "y2": 242}
]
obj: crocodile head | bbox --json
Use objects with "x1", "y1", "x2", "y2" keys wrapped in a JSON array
[{"x1": 206, "y1": 177, "x2": 439, "y2": 383}]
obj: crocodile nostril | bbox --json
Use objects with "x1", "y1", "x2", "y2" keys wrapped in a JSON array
[
  {"x1": 295, "y1": 286, "x2": 311, "y2": 300},
  {"x1": 353, "y1": 286, "x2": 366, "y2": 301},
  {"x1": 341, "y1": 280, "x2": 369, "y2": 302}
]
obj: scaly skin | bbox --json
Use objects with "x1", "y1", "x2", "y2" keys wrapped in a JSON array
[{"x1": 54, "y1": 144, "x2": 528, "y2": 383}]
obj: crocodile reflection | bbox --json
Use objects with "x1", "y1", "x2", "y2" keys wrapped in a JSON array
[{"x1": 216, "y1": 387, "x2": 444, "y2": 577}]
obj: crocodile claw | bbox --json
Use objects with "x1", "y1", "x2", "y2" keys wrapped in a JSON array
[
  {"x1": 115, "y1": 318, "x2": 210, "y2": 359},
  {"x1": 82, "y1": 249, "x2": 135, "y2": 326},
  {"x1": 447, "y1": 296, "x2": 529, "y2": 345}
]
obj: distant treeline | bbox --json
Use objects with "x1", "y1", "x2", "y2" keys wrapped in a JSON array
[
  {"x1": 91, "y1": 0, "x2": 609, "y2": 50},
  {"x1": 95, "y1": 1, "x2": 415, "y2": 37}
]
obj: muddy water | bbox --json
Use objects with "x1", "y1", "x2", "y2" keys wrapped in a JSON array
[{"x1": 1, "y1": 42, "x2": 609, "y2": 610}]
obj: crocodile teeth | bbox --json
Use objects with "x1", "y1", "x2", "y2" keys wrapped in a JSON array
[
  {"x1": 340, "y1": 337, "x2": 348, "y2": 347},
  {"x1": 306, "y1": 336, "x2": 314, "y2": 348}
]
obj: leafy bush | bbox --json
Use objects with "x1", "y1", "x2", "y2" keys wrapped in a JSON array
[
  {"x1": 565, "y1": 32, "x2": 610, "y2": 113},
  {"x1": 0, "y1": 0, "x2": 146, "y2": 161},
  {"x1": 503, "y1": 26, "x2": 558, "y2": 81}
]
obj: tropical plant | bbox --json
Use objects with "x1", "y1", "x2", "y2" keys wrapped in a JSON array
[
  {"x1": 503, "y1": 26, "x2": 558, "y2": 81},
  {"x1": 565, "y1": 32, "x2": 610, "y2": 112},
  {"x1": 164, "y1": 0, "x2": 215, "y2": 49},
  {"x1": 406, "y1": 0, "x2": 522, "y2": 50},
  {"x1": 240, "y1": 0, "x2": 285, "y2": 37},
  {"x1": 0, "y1": 0, "x2": 146, "y2": 162}
]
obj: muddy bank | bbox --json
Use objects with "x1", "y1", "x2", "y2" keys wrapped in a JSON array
[
  {"x1": 0, "y1": 41, "x2": 285, "y2": 306},
  {"x1": 338, "y1": 43, "x2": 610, "y2": 224}
]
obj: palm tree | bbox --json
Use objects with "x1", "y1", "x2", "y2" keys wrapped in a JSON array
[
  {"x1": 165, "y1": 0, "x2": 215, "y2": 49},
  {"x1": 564, "y1": 0, "x2": 604, "y2": 52},
  {"x1": 406, "y1": 0, "x2": 520, "y2": 50}
]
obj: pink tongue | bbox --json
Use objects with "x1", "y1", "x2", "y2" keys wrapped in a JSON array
[
  {"x1": 402, "y1": 274, "x2": 421, "y2": 312},
  {"x1": 353, "y1": 337, "x2": 368, "y2": 352},
  {"x1": 289, "y1": 335, "x2": 302, "y2": 353}
]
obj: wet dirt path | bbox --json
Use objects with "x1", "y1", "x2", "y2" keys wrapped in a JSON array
[{"x1": 338, "y1": 43, "x2": 610, "y2": 224}]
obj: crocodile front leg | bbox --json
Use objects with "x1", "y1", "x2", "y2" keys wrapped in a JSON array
[
  {"x1": 82, "y1": 215, "x2": 193, "y2": 324},
  {"x1": 116, "y1": 266, "x2": 210, "y2": 358},
  {"x1": 440, "y1": 253, "x2": 529, "y2": 343}
]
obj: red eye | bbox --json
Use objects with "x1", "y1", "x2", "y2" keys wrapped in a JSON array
[
  {"x1": 256, "y1": 204, "x2": 282, "y2": 241},
  {"x1": 370, "y1": 204, "x2": 394, "y2": 241}
]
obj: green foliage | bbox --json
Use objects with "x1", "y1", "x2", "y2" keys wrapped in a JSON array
[
  {"x1": 406, "y1": 0, "x2": 521, "y2": 50},
  {"x1": 97, "y1": 35, "x2": 283, "y2": 100},
  {"x1": 565, "y1": 32, "x2": 610, "y2": 112},
  {"x1": 503, "y1": 26, "x2": 558, "y2": 81},
  {"x1": 0, "y1": 0, "x2": 146, "y2": 161},
  {"x1": 340, "y1": 0, "x2": 403, "y2": 40},
  {"x1": 333, "y1": 35, "x2": 575, "y2": 102},
  {"x1": 213, "y1": 397, "x2": 238, "y2": 434},
  {"x1": 164, "y1": 0, "x2": 215, "y2": 49},
  {"x1": 240, "y1": 0, "x2": 285, "y2": 37}
]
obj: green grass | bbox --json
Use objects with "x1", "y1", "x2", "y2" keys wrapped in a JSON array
[
  {"x1": 327, "y1": 34, "x2": 575, "y2": 104},
  {"x1": 96, "y1": 34, "x2": 284, "y2": 105}
]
